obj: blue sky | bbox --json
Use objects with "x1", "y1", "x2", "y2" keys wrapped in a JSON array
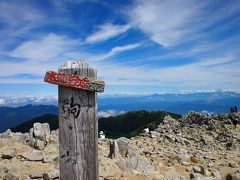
[{"x1": 0, "y1": 0, "x2": 240, "y2": 98}]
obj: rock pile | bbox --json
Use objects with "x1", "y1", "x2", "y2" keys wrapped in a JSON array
[
  {"x1": 29, "y1": 123, "x2": 51, "y2": 150},
  {"x1": 0, "y1": 112, "x2": 239, "y2": 179},
  {"x1": 137, "y1": 112, "x2": 240, "y2": 179}
]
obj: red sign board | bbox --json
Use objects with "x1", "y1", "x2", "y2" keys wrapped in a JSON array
[{"x1": 44, "y1": 71, "x2": 105, "y2": 93}]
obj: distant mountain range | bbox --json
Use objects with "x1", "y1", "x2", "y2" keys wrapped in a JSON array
[
  {"x1": 0, "y1": 91, "x2": 239, "y2": 132},
  {"x1": 99, "y1": 91, "x2": 240, "y2": 114},
  {"x1": 11, "y1": 110, "x2": 181, "y2": 138},
  {"x1": 11, "y1": 114, "x2": 58, "y2": 133},
  {"x1": 0, "y1": 105, "x2": 58, "y2": 132}
]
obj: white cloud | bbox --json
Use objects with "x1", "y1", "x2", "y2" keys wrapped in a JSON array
[
  {"x1": 10, "y1": 33, "x2": 78, "y2": 62},
  {"x1": 0, "y1": 96, "x2": 58, "y2": 107},
  {"x1": 0, "y1": 98, "x2": 6, "y2": 106},
  {"x1": 0, "y1": 33, "x2": 80, "y2": 83},
  {"x1": 0, "y1": 0, "x2": 46, "y2": 49},
  {"x1": 0, "y1": 1, "x2": 43, "y2": 26},
  {"x1": 85, "y1": 23, "x2": 130, "y2": 43},
  {"x1": 1, "y1": 32, "x2": 141, "y2": 83},
  {"x1": 128, "y1": 0, "x2": 240, "y2": 47},
  {"x1": 109, "y1": 43, "x2": 141, "y2": 56},
  {"x1": 128, "y1": 0, "x2": 202, "y2": 46},
  {"x1": 98, "y1": 110, "x2": 125, "y2": 118},
  {"x1": 93, "y1": 52, "x2": 240, "y2": 90},
  {"x1": 95, "y1": 43, "x2": 141, "y2": 60},
  {"x1": 64, "y1": 43, "x2": 141, "y2": 62}
]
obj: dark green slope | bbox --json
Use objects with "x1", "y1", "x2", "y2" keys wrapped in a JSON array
[
  {"x1": 11, "y1": 110, "x2": 181, "y2": 138},
  {"x1": 0, "y1": 105, "x2": 58, "y2": 132},
  {"x1": 98, "y1": 110, "x2": 181, "y2": 138},
  {"x1": 11, "y1": 114, "x2": 58, "y2": 133}
]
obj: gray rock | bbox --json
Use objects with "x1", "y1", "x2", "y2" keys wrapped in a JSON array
[
  {"x1": 21, "y1": 151, "x2": 44, "y2": 161},
  {"x1": 108, "y1": 140, "x2": 120, "y2": 159},
  {"x1": 103, "y1": 176, "x2": 115, "y2": 180},
  {"x1": 190, "y1": 172, "x2": 203, "y2": 179},
  {"x1": 3, "y1": 172, "x2": 19, "y2": 180},
  {"x1": 43, "y1": 154, "x2": 57, "y2": 163},
  {"x1": 43, "y1": 169, "x2": 59, "y2": 179},
  {"x1": 126, "y1": 145, "x2": 138, "y2": 157},
  {"x1": 35, "y1": 139, "x2": 45, "y2": 150},
  {"x1": 1, "y1": 149, "x2": 16, "y2": 159},
  {"x1": 193, "y1": 165, "x2": 204, "y2": 175},
  {"x1": 181, "y1": 161, "x2": 191, "y2": 166},
  {"x1": 233, "y1": 170, "x2": 240, "y2": 180},
  {"x1": 228, "y1": 161, "x2": 238, "y2": 168},
  {"x1": 164, "y1": 169, "x2": 186, "y2": 180},
  {"x1": 150, "y1": 131, "x2": 160, "y2": 138},
  {"x1": 41, "y1": 123, "x2": 51, "y2": 144},
  {"x1": 21, "y1": 175, "x2": 32, "y2": 180},
  {"x1": 0, "y1": 129, "x2": 12, "y2": 138},
  {"x1": 126, "y1": 156, "x2": 157, "y2": 175},
  {"x1": 163, "y1": 115, "x2": 176, "y2": 124},
  {"x1": 115, "y1": 158, "x2": 127, "y2": 171},
  {"x1": 30, "y1": 172, "x2": 43, "y2": 179},
  {"x1": 29, "y1": 128, "x2": 35, "y2": 147},
  {"x1": 211, "y1": 169, "x2": 222, "y2": 179},
  {"x1": 3, "y1": 167, "x2": 9, "y2": 173},
  {"x1": 116, "y1": 137, "x2": 129, "y2": 157},
  {"x1": 29, "y1": 123, "x2": 51, "y2": 150},
  {"x1": 33, "y1": 123, "x2": 50, "y2": 143}
]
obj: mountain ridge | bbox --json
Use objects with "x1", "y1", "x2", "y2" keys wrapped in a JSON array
[{"x1": 10, "y1": 110, "x2": 181, "y2": 138}]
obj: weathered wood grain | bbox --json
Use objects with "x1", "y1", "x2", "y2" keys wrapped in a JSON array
[
  {"x1": 44, "y1": 71, "x2": 105, "y2": 93},
  {"x1": 58, "y1": 61, "x2": 99, "y2": 180}
]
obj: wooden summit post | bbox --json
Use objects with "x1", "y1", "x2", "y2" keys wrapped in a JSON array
[{"x1": 44, "y1": 60, "x2": 105, "y2": 180}]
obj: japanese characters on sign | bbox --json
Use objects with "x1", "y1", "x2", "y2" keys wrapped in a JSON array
[{"x1": 44, "y1": 71, "x2": 104, "y2": 93}]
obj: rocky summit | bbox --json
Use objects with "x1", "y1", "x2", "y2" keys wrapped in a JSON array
[{"x1": 0, "y1": 112, "x2": 240, "y2": 180}]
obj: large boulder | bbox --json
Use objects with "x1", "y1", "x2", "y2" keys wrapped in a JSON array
[
  {"x1": 21, "y1": 151, "x2": 44, "y2": 161},
  {"x1": 29, "y1": 123, "x2": 50, "y2": 150}
]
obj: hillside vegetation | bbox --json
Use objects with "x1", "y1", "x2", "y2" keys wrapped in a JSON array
[
  {"x1": 0, "y1": 105, "x2": 58, "y2": 132},
  {"x1": 98, "y1": 110, "x2": 181, "y2": 138},
  {"x1": 11, "y1": 114, "x2": 58, "y2": 133},
  {"x1": 11, "y1": 110, "x2": 181, "y2": 138}
]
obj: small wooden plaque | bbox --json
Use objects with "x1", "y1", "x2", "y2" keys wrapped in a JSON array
[{"x1": 44, "y1": 71, "x2": 105, "y2": 93}]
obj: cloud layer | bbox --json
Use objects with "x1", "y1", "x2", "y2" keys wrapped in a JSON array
[{"x1": 0, "y1": 0, "x2": 239, "y2": 94}]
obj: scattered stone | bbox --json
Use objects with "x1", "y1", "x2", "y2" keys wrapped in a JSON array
[
  {"x1": 3, "y1": 172, "x2": 19, "y2": 180},
  {"x1": 3, "y1": 167, "x2": 9, "y2": 173},
  {"x1": 0, "y1": 111, "x2": 240, "y2": 179},
  {"x1": 193, "y1": 165, "x2": 204, "y2": 175},
  {"x1": 30, "y1": 172, "x2": 43, "y2": 179},
  {"x1": 190, "y1": 172, "x2": 203, "y2": 179},
  {"x1": 43, "y1": 154, "x2": 57, "y2": 163},
  {"x1": 150, "y1": 131, "x2": 160, "y2": 138},
  {"x1": 211, "y1": 169, "x2": 222, "y2": 179},
  {"x1": 181, "y1": 161, "x2": 191, "y2": 166},
  {"x1": 0, "y1": 129, "x2": 12, "y2": 138},
  {"x1": 21, "y1": 151, "x2": 44, "y2": 161},
  {"x1": 163, "y1": 115, "x2": 176, "y2": 124},
  {"x1": 103, "y1": 176, "x2": 115, "y2": 180},
  {"x1": 233, "y1": 170, "x2": 240, "y2": 179},
  {"x1": 43, "y1": 169, "x2": 59, "y2": 180},
  {"x1": 126, "y1": 156, "x2": 158, "y2": 175},
  {"x1": 228, "y1": 161, "x2": 238, "y2": 168},
  {"x1": 1, "y1": 149, "x2": 16, "y2": 159},
  {"x1": 185, "y1": 167, "x2": 192, "y2": 172}
]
